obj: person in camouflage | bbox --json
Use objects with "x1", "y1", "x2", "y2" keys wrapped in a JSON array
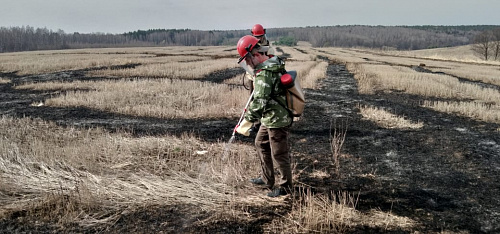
[
  {"x1": 246, "y1": 24, "x2": 275, "y2": 134},
  {"x1": 235, "y1": 35, "x2": 293, "y2": 197},
  {"x1": 245, "y1": 24, "x2": 275, "y2": 93}
]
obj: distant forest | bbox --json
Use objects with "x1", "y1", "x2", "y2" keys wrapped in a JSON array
[{"x1": 1, "y1": 25, "x2": 499, "y2": 53}]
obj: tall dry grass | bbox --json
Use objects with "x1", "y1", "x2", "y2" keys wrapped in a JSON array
[
  {"x1": 88, "y1": 58, "x2": 238, "y2": 79},
  {"x1": 314, "y1": 48, "x2": 369, "y2": 64},
  {"x1": 0, "y1": 47, "x2": 235, "y2": 76},
  {"x1": 330, "y1": 120, "x2": 348, "y2": 176},
  {"x1": 287, "y1": 60, "x2": 328, "y2": 89},
  {"x1": 350, "y1": 63, "x2": 500, "y2": 101},
  {"x1": 0, "y1": 51, "x2": 149, "y2": 75},
  {"x1": 314, "y1": 46, "x2": 500, "y2": 125},
  {"x1": 349, "y1": 47, "x2": 500, "y2": 87},
  {"x1": 1, "y1": 116, "x2": 411, "y2": 232},
  {"x1": 266, "y1": 189, "x2": 417, "y2": 233},
  {"x1": 301, "y1": 61, "x2": 329, "y2": 89},
  {"x1": 318, "y1": 46, "x2": 500, "y2": 90},
  {"x1": 1, "y1": 46, "x2": 267, "y2": 228},
  {"x1": 6, "y1": 44, "x2": 481, "y2": 231},
  {"x1": 345, "y1": 59, "x2": 500, "y2": 124},
  {"x1": 429, "y1": 63, "x2": 500, "y2": 87},
  {"x1": 385, "y1": 45, "x2": 500, "y2": 65},
  {"x1": 18, "y1": 79, "x2": 248, "y2": 119},
  {"x1": 423, "y1": 100, "x2": 500, "y2": 124},
  {"x1": 0, "y1": 116, "x2": 259, "y2": 226},
  {"x1": 3, "y1": 45, "x2": 352, "y2": 231},
  {"x1": 279, "y1": 46, "x2": 317, "y2": 61}
]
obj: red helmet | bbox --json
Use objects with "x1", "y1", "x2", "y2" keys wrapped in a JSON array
[
  {"x1": 251, "y1": 24, "x2": 266, "y2": 36},
  {"x1": 237, "y1": 35, "x2": 260, "y2": 63}
]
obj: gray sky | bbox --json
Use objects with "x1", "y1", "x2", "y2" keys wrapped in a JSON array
[{"x1": 1, "y1": 0, "x2": 499, "y2": 34}]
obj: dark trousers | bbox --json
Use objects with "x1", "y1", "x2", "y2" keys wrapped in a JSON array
[{"x1": 255, "y1": 125, "x2": 292, "y2": 189}]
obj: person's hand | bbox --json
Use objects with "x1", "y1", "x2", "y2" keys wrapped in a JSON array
[
  {"x1": 250, "y1": 121, "x2": 261, "y2": 134},
  {"x1": 236, "y1": 119, "x2": 253, "y2": 136}
]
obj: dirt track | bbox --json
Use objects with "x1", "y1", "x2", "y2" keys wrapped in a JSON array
[{"x1": 1, "y1": 57, "x2": 500, "y2": 233}]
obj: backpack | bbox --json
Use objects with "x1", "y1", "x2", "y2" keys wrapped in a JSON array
[{"x1": 276, "y1": 70, "x2": 305, "y2": 117}]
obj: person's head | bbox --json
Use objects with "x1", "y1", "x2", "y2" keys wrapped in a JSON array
[
  {"x1": 251, "y1": 24, "x2": 267, "y2": 44},
  {"x1": 237, "y1": 35, "x2": 268, "y2": 75}
]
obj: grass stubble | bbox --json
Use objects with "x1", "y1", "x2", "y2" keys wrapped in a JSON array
[{"x1": 2, "y1": 44, "x2": 498, "y2": 232}]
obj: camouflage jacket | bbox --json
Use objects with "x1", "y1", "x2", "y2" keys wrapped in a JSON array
[{"x1": 244, "y1": 57, "x2": 292, "y2": 128}]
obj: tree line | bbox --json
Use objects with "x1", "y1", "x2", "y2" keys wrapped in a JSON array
[
  {"x1": 1, "y1": 25, "x2": 498, "y2": 53},
  {"x1": 471, "y1": 28, "x2": 500, "y2": 60}
]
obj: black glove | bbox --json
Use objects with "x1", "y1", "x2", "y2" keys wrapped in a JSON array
[{"x1": 249, "y1": 122, "x2": 261, "y2": 134}]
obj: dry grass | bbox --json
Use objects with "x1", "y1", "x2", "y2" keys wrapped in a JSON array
[
  {"x1": 350, "y1": 47, "x2": 500, "y2": 87},
  {"x1": 386, "y1": 45, "x2": 500, "y2": 65},
  {"x1": 2, "y1": 44, "x2": 498, "y2": 231},
  {"x1": 1, "y1": 45, "x2": 340, "y2": 230},
  {"x1": 0, "y1": 116, "x2": 259, "y2": 226},
  {"x1": 360, "y1": 105, "x2": 424, "y2": 129},
  {"x1": 423, "y1": 100, "x2": 500, "y2": 124},
  {"x1": 0, "y1": 77, "x2": 10, "y2": 84},
  {"x1": 330, "y1": 121, "x2": 348, "y2": 176},
  {"x1": 314, "y1": 48, "x2": 369, "y2": 64},
  {"x1": 344, "y1": 55, "x2": 500, "y2": 124},
  {"x1": 88, "y1": 58, "x2": 237, "y2": 79},
  {"x1": 429, "y1": 63, "x2": 500, "y2": 87},
  {"x1": 0, "y1": 46, "x2": 236, "y2": 76},
  {"x1": 286, "y1": 61, "x2": 323, "y2": 87},
  {"x1": 222, "y1": 57, "x2": 328, "y2": 90},
  {"x1": 0, "y1": 50, "x2": 150, "y2": 75},
  {"x1": 266, "y1": 189, "x2": 417, "y2": 233},
  {"x1": 18, "y1": 79, "x2": 248, "y2": 119},
  {"x1": 3, "y1": 115, "x2": 400, "y2": 232},
  {"x1": 314, "y1": 45, "x2": 500, "y2": 125},
  {"x1": 279, "y1": 46, "x2": 317, "y2": 61},
  {"x1": 223, "y1": 73, "x2": 248, "y2": 86},
  {"x1": 353, "y1": 63, "x2": 500, "y2": 103},
  {"x1": 301, "y1": 61, "x2": 329, "y2": 89}
]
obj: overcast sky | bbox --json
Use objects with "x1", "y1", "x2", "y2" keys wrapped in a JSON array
[{"x1": 1, "y1": 0, "x2": 499, "y2": 34}]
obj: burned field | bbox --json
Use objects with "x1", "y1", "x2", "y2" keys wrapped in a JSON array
[{"x1": 1, "y1": 46, "x2": 500, "y2": 233}]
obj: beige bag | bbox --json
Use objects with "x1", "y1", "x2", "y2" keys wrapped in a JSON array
[{"x1": 280, "y1": 71, "x2": 305, "y2": 117}]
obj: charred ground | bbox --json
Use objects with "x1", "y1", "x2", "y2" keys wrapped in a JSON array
[{"x1": 1, "y1": 54, "x2": 500, "y2": 233}]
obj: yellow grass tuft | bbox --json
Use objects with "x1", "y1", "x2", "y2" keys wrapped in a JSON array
[
  {"x1": 423, "y1": 100, "x2": 500, "y2": 124},
  {"x1": 301, "y1": 61, "x2": 329, "y2": 89},
  {"x1": 0, "y1": 77, "x2": 11, "y2": 84},
  {"x1": 266, "y1": 189, "x2": 417, "y2": 233},
  {"x1": 360, "y1": 105, "x2": 424, "y2": 129}
]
